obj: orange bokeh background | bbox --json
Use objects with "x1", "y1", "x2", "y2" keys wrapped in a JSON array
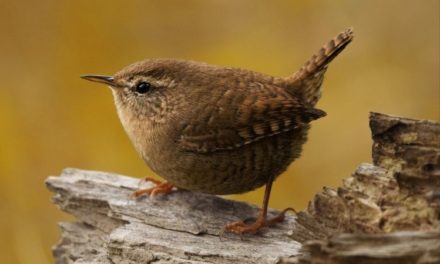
[{"x1": 0, "y1": 1, "x2": 438, "y2": 263}]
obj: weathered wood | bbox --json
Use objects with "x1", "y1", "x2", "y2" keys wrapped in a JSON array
[
  {"x1": 47, "y1": 112, "x2": 440, "y2": 264},
  {"x1": 47, "y1": 169, "x2": 303, "y2": 264},
  {"x1": 292, "y1": 231, "x2": 440, "y2": 264},
  {"x1": 298, "y1": 113, "x2": 440, "y2": 235},
  {"x1": 289, "y1": 112, "x2": 440, "y2": 264}
]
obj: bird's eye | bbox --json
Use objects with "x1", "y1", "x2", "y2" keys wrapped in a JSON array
[{"x1": 135, "y1": 82, "x2": 151, "y2": 94}]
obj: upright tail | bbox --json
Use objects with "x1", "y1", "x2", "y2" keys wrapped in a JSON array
[{"x1": 286, "y1": 28, "x2": 354, "y2": 106}]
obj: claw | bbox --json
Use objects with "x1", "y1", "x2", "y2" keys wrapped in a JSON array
[
  {"x1": 223, "y1": 207, "x2": 296, "y2": 236},
  {"x1": 133, "y1": 178, "x2": 175, "y2": 198}
]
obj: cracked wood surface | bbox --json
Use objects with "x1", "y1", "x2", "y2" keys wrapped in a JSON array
[
  {"x1": 47, "y1": 112, "x2": 440, "y2": 264},
  {"x1": 47, "y1": 168, "x2": 303, "y2": 264}
]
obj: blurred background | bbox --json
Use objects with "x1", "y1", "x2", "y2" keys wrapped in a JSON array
[{"x1": 0, "y1": 0, "x2": 438, "y2": 263}]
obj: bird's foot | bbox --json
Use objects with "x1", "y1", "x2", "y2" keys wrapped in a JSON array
[
  {"x1": 133, "y1": 177, "x2": 175, "y2": 198},
  {"x1": 222, "y1": 207, "x2": 296, "y2": 236}
]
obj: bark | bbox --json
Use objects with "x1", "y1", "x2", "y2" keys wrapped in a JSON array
[{"x1": 46, "y1": 112, "x2": 440, "y2": 264}]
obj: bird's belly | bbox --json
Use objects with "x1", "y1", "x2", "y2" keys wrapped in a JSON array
[{"x1": 145, "y1": 127, "x2": 310, "y2": 195}]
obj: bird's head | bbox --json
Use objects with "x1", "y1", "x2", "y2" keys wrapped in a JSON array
[{"x1": 81, "y1": 59, "x2": 196, "y2": 121}]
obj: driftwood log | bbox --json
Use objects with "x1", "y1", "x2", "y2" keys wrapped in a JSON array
[{"x1": 46, "y1": 112, "x2": 440, "y2": 264}]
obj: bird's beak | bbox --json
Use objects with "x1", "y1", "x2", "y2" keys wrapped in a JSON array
[{"x1": 81, "y1": 75, "x2": 115, "y2": 86}]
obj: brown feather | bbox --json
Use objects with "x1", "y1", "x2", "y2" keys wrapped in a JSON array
[
  {"x1": 178, "y1": 85, "x2": 325, "y2": 153},
  {"x1": 286, "y1": 28, "x2": 354, "y2": 106}
]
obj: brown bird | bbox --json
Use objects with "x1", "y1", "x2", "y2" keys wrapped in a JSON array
[{"x1": 82, "y1": 28, "x2": 353, "y2": 235}]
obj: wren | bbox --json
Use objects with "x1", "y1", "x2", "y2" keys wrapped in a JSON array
[{"x1": 82, "y1": 28, "x2": 353, "y2": 235}]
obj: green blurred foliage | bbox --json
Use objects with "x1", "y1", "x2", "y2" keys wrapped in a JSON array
[{"x1": 0, "y1": 0, "x2": 438, "y2": 263}]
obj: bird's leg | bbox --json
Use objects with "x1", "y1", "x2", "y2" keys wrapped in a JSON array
[
  {"x1": 223, "y1": 178, "x2": 296, "y2": 235},
  {"x1": 140, "y1": 176, "x2": 164, "y2": 186},
  {"x1": 133, "y1": 177, "x2": 175, "y2": 198}
]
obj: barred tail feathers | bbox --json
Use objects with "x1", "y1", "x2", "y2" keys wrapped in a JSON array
[{"x1": 286, "y1": 28, "x2": 354, "y2": 106}]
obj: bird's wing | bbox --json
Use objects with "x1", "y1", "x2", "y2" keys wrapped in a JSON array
[{"x1": 177, "y1": 85, "x2": 325, "y2": 153}]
